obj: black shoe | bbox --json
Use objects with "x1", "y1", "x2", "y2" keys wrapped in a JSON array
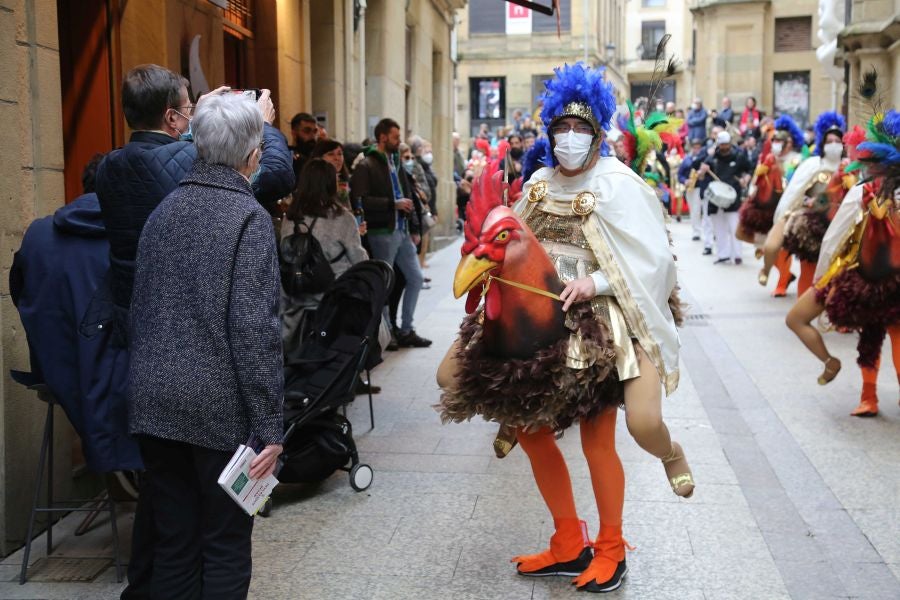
[
  {"x1": 578, "y1": 559, "x2": 627, "y2": 593},
  {"x1": 397, "y1": 330, "x2": 432, "y2": 348},
  {"x1": 517, "y1": 547, "x2": 593, "y2": 578},
  {"x1": 676, "y1": 215, "x2": 682, "y2": 223},
  {"x1": 692, "y1": 235, "x2": 701, "y2": 241},
  {"x1": 714, "y1": 257, "x2": 730, "y2": 264},
  {"x1": 702, "y1": 247, "x2": 712, "y2": 255},
  {"x1": 386, "y1": 337, "x2": 399, "y2": 351},
  {"x1": 355, "y1": 379, "x2": 381, "y2": 395},
  {"x1": 735, "y1": 257, "x2": 743, "y2": 265}
]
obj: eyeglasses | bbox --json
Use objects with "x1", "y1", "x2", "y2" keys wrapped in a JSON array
[
  {"x1": 550, "y1": 123, "x2": 595, "y2": 136},
  {"x1": 173, "y1": 104, "x2": 195, "y2": 117}
]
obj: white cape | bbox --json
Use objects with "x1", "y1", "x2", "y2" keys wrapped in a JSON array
[
  {"x1": 774, "y1": 155, "x2": 841, "y2": 223},
  {"x1": 814, "y1": 184, "x2": 864, "y2": 281},
  {"x1": 517, "y1": 158, "x2": 681, "y2": 394}
]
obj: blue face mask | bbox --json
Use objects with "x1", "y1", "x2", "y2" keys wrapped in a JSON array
[
  {"x1": 178, "y1": 118, "x2": 193, "y2": 142},
  {"x1": 249, "y1": 148, "x2": 262, "y2": 185}
]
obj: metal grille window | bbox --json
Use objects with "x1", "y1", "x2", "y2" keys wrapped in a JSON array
[
  {"x1": 641, "y1": 21, "x2": 666, "y2": 59},
  {"x1": 223, "y1": 0, "x2": 254, "y2": 38},
  {"x1": 774, "y1": 17, "x2": 811, "y2": 52}
]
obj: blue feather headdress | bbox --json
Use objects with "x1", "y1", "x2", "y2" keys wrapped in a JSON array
[
  {"x1": 539, "y1": 62, "x2": 617, "y2": 134},
  {"x1": 812, "y1": 111, "x2": 846, "y2": 156},
  {"x1": 855, "y1": 109, "x2": 900, "y2": 178},
  {"x1": 774, "y1": 114, "x2": 805, "y2": 150},
  {"x1": 521, "y1": 137, "x2": 553, "y2": 181}
]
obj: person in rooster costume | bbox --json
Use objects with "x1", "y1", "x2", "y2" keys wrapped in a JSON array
[
  {"x1": 786, "y1": 106, "x2": 900, "y2": 417},
  {"x1": 780, "y1": 114, "x2": 853, "y2": 296},
  {"x1": 436, "y1": 63, "x2": 691, "y2": 593},
  {"x1": 757, "y1": 114, "x2": 813, "y2": 296}
]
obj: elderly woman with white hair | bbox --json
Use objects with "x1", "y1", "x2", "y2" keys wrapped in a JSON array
[{"x1": 128, "y1": 92, "x2": 283, "y2": 598}]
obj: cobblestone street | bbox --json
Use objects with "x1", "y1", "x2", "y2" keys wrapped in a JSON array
[{"x1": 1, "y1": 221, "x2": 899, "y2": 600}]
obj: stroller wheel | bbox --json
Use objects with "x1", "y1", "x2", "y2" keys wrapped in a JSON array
[
  {"x1": 349, "y1": 463, "x2": 373, "y2": 491},
  {"x1": 258, "y1": 498, "x2": 273, "y2": 518}
]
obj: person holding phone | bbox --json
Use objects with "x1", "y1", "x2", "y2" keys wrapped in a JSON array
[{"x1": 128, "y1": 92, "x2": 283, "y2": 598}]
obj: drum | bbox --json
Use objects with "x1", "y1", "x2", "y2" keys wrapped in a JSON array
[{"x1": 705, "y1": 180, "x2": 738, "y2": 209}]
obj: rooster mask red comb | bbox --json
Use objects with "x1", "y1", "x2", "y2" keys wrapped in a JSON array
[{"x1": 454, "y1": 162, "x2": 563, "y2": 324}]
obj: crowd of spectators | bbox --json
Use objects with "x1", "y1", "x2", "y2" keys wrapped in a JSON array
[{"x1": 12, "y1": 63, "x2": 450, "y2": 597}]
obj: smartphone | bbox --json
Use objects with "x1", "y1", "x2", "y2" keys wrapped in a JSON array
[{"x1": 232, "y1": 88, "x2": 261, "y2": 101}]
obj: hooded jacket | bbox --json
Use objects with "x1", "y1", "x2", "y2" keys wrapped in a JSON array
[{"x1": 10, "y1": 194, "x2": 142, "y2": 472}]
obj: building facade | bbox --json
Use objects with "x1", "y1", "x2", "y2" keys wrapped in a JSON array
[
  {"x1": 625, "y1": 0, "x2": 695, "y2": 109},
  {"x1": 837, "y1": 0, "x2": 900, "y2": 125},
  {"x1": 0, "y1": 0, "x2": 463, "y2": 556},
  {"x1": 690, "y1": 0, "x2": 832, "y2": 127},
  {"x1": 455, "y1": 0, "x2": 629, "y2": 141}
]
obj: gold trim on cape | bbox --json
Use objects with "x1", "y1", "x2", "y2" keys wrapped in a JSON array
[{"x1": 518, "y1": 175, "x2": 680, "y2": 395}]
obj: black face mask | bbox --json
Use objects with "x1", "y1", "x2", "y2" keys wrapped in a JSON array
[{"x1": 509, "y1": 148, "x2": 524, "y2": 159}]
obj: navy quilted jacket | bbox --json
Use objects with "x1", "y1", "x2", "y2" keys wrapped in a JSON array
[
  {"x1": 129, "y1": 160, "x2": 283, "y2": 451},
  {"x1": 95, "y1": 124, "x2": 293, "y2": 344}
]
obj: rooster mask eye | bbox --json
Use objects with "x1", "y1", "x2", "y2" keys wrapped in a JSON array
[{"x1": 495, "y1": 230, "x2": 511, "y2": 243}]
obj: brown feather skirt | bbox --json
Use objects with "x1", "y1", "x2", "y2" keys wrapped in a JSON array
[
  {"x1": 738, "y1": 198, "x2": 776, "y2": 236},
  {"x1": 783, "y1": 210, "x2": 830, "y2": 263},
  {"x1": 436, "y1": 304, "x2": 624, "y2": 432}
]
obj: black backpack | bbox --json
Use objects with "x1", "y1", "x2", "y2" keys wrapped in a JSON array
[{"x1": 279, "y1": 217, "x2": 344, "y2": 296}]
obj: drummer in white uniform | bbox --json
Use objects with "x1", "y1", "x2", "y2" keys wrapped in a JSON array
[{"x1": 693, "y1": 131, "x2": 753, "y2": 264}]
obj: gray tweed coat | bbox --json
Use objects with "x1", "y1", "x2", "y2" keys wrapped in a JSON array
[{"x1": 128, "y1": 160, "x2": 283, "y2": 451}]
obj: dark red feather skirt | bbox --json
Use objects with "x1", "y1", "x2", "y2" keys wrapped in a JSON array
[
  {"x1": 738, "y1": 199, "x2": 776, "y2": 236},
  {"x1": 816, "y1": 269, "x2": 900, "y2": 367},
  {"x1": 437, "y1": 304, "x2": 623, "y2": 432},
  {"x1": 783, "y1": 210, "x2": 831, "y2": 263}
]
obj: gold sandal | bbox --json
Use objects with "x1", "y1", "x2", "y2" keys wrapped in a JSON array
[
  {"x1": 817, "y1": 356, "x2": 841, "y2": 385},
  {"x1": 493, "y1": 424, "x2": 518, "y2": 459},
  {"x1": 661, "y1": 442, "x2": 694, "y2": 498},
  {"x1": 758, "y1": 269, "x2": 768, "y2": 286}
]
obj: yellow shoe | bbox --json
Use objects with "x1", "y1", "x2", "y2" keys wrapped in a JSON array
[
  {"x1": 817, "y1": 356, "x2": 841, "y2": 385},
  {"x1": 661, "y1": 442, "x2": 694, "y2": 498}
]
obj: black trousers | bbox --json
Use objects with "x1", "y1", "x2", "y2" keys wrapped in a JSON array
[{"x1": 126, "y1": 436, "x2": 253, "y2": 600}]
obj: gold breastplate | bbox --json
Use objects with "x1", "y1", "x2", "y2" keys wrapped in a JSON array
[{"x1": 525, "y1": 206, "x2": 592, "y2": 250}]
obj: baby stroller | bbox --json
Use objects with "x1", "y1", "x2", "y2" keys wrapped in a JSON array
[{"x1": 277, "y1": 259, "x2": 393, "y2": 496}]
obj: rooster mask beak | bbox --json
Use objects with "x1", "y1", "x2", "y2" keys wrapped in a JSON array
[{"x1": 453, "y1": 254, "x2": 498, "y2": 298}]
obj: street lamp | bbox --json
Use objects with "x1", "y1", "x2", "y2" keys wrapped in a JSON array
[{"x1": 605, "y1": 42, "x2": 616, "y2": 63}]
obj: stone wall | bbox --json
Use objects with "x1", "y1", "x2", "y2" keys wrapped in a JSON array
[{"x1": 0, "y1": 0, "x2": 73, "y2": 555}]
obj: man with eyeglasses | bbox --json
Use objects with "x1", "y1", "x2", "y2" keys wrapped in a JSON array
[
  {"x1": 290, "y1": 112, "x2": 319, "y2": 181},
  {"x1": 495, "y1": 63, "x2": 686, "y2": 593},
  {"x1": 93, "y1": 63, "x2": 294, "y2": 600}
]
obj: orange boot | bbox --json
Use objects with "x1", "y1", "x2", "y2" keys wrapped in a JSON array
[
  {"x1": 512, "y1": 518, "x2": 592, "y2": 577},
  {"x1": 572, "y1": 525, "x2": 630, "y2": 593},
  {"x1": 851, "y1": 380, "x2": 879, "y2": 417},
  {"x1": 772, "y1": 250, "x2": 795, "y2": 297}
]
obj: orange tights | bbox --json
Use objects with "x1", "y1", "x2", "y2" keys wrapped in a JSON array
[
  {"x1": 797, "y1": 260, "x2": 816, "y2": 297},
  {"x1": 774, "y1": 250, "x2": 793, "y2": 295},
  {"x1": 516, "y1": 408, "x2": 624, "y2": 530}
]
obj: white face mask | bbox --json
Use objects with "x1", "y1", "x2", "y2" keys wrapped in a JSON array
[
  {"x1": 553, "y1": 131, "x2": 594, "y2": 170},
  {"x1": 771, "y1": 142, "x2": 784, "y2": 156},
  {"x1": 823, "y1": 142, "x2": 843, "y2": 160},
  {"x1": 422, "y1": 152, "x2": 433, "y2": 165}
]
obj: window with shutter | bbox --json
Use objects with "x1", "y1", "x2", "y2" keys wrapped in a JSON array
[
  {"x1": 774, "y1": 17, "x2": 812, "y2": 52},
  {"x1": 533, "y1": 0, "x2": 571, "y2": 33},
  {"x1": 468, "y1": 0, "x2": 505, "y2": 34}
]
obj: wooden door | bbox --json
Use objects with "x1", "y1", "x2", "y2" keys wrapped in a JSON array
[{"x1": 58, "y1": 0, "x2": 114, "y2": 202}]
